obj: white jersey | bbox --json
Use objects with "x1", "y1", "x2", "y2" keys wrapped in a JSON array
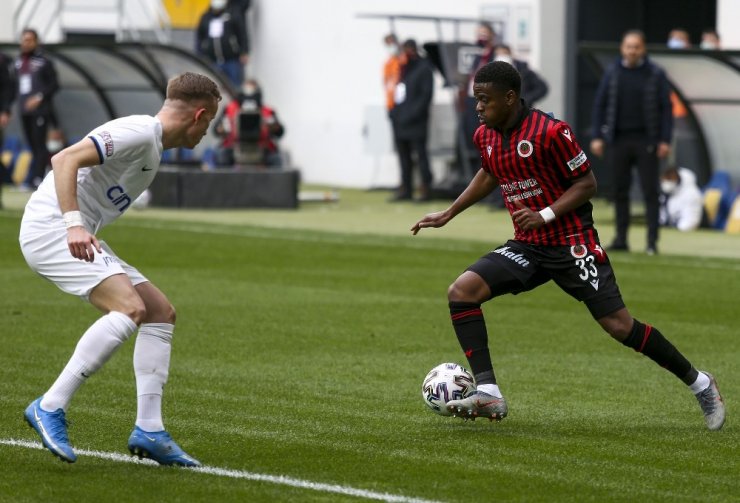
[{"x1": 22, "y1": 115, "x2": 163, "y2": 234}]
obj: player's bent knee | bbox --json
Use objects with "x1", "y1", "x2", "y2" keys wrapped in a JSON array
[
  {"x1": 447, "y1": 281, "x2": 480, "y2": 303},
  {"x1": 597, "y1": 312, "x2": 633, "y2": 341}
]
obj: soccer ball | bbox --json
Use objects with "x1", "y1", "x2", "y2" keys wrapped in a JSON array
[
  {"x1": 421, "y1": 362, "x2": 475, "y2": 416},
  {"x1": 131, "y1": 189, "x2": 151, "y2": 210}
]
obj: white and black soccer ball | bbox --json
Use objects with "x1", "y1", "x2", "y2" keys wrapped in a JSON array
[{"x1": 421, "y1": 362, "x2": 475, "y2": 416}]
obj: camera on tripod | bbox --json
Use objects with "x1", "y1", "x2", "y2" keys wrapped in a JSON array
[{"x1": 235, "y1": 93, "x2": 262, "y2": 164}]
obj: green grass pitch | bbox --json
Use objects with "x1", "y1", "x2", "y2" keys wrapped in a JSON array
[{"x1": 0, "y1": 189, "x2": 737, "y2": 502}]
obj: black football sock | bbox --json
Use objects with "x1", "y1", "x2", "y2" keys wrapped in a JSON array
[
  {"x1": 449, "y1": 301, "x2": 496, "y2": 385},
  {"x1": 621, "y1": 319, "x2": 698, "y2": 385}
]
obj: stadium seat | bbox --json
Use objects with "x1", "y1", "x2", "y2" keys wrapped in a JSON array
[
  {"x1": 12, "y1": 151, "x2": 33, "y2": 185},
  {"x1": 725, "y1": 193, "x2": 740, "y2": 234},
  {"x1": 1, "y1": 136, "x2": 22, "y2": 183},
  {"x1": 702, "y1": 171, "x2": 735, "y2": 230}
]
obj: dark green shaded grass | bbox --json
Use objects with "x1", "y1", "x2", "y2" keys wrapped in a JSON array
[{"x1": 0, "y1": 213, "x2": 737, "y2": 502}]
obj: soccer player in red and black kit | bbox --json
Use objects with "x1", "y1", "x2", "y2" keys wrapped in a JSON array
[{"x1": 411, "y1": 61, "x2": 725, "y2": 430}]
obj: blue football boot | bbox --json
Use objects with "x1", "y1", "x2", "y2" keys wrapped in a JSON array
[
  {"x1": 24, "y1": 397, "x2": 77, "y2": 463},
  {"x1": 127, "y1": 426, "x2": 201, "y2": 467}
]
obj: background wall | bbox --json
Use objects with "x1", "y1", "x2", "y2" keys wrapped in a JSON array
[
  {"x1": 0, "y1": 0, "x2": 563, "y2": 189},
  {"x1": 2, "y1": 0, "x2": 734, "y2": 189},
  {"x1": 245, "y1": 0, "x2": 558, "y2": 188}
]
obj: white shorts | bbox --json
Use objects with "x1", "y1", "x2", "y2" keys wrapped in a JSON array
[{"x1": 19, "y1": 220, "x2": 148, "y2": 301}]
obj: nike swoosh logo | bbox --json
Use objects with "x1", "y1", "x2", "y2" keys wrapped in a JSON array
[
  {"x1": 141, "y1": 165, "x2": 152, "y2": 171},
  {"x1": 81, "y1": 372, "x2": 90, "y2": 378},
  {"x1": 143, "y1": 434, "x2": 157, "y2": 442}
]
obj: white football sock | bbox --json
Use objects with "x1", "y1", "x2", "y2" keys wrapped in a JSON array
[
  {"x1": 133, "y1": 323, "x2": 173, "y2": 432},
  {"x1": 476, "y1": 383, "x2": 503, "y2": 398},
  {"x1": 689, "y1": 371, "x2": 711, "y2": 394},
  {"x1": 41, "y1": 311, "x2": 137, "y2": 412}
]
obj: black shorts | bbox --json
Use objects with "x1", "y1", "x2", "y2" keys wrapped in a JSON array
[{"x1": 466, "y1": 240, "x2": 625, "y2": 319}]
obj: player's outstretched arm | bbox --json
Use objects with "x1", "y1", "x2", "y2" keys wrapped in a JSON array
[
  {"x1": 411, "y1": 168, "x2": 498, "y2": 235},
  {"x1": 52, "y1": 138, "x2": 104, "y2": 262}
]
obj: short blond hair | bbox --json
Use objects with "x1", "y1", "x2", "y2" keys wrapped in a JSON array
[{"x1": 166, "y1": 72, "x2": 222, "y2": 104}]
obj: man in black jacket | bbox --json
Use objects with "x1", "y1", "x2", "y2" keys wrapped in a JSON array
[
  {"x1": 15, "y1": 28, "x2": 58, "y2": 190},
  {"x1": 1, "y1": 51, "x2": 17, "y2": 206},
  {"x1": 389, "y1": 39, "x2": 434, "y2": 202},
  {"x1": 196, "y1": 0, "x2": 249, "y2": 87},
  {"x1": 590, "y1": 29, "x2": 673, "y2": 255}
]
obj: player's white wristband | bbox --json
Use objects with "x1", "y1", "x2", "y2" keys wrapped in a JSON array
[
  {"x1": 63, "y1": 211, "x2": 85, "y2": 229},
  {"x1": 539, "y1": 206, "x2": 556, "y2": 224}
]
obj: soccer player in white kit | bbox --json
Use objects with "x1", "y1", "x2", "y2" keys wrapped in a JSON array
[{"x1": 19, "y1": 72, "x2": 221, "y2": 466}]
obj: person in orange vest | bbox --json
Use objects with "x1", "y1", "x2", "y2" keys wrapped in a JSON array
[{"x1": 382, "y1": 33, "x2": 404, "y2": 114}]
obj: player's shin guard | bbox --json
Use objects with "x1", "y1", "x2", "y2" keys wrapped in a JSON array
[
  {"x1": 449, "y1": 301, "x2": 496, "y2": 385},
  {"x1": 42, "y1": 311, "x2": 137, "y2": 411},
  {"x1": 621, "y1": 319, "x2": 698, "y2": 384},
  {"x1": 133, "y1": 323, "x2": 173, "y2": 432}
]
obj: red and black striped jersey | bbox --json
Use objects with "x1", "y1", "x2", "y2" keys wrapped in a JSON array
[{"x1": 474, "y1": 107, "x2": 598, "y2": 246}]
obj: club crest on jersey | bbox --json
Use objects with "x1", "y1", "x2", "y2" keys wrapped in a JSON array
[
  {"x1": 100, "y1": 131, "x2": 114, "y2": 157},
  {"x1": 570, "y1": 245, "x2": 588, "y2": 259},
  {"x1": 486, "y1": 145, "x2": 492, "y2": 157},
  {"x1": 516, "y1": 140, "x2": 533, "y2": 158}
]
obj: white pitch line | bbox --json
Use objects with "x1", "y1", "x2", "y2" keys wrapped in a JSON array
[{"x1": 0, "y1": 438, "x2": 442, "y2": 503}]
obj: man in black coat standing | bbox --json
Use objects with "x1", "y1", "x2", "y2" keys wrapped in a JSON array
[
  {"x1": 389, "y1": 39, "x2": 434, "y2": 202},
  {"x1": 196, "y1": 0, "x2": 249, "y2": 87},
  {"x1": 15, "y1": 28, "x2": 58, "y2": 190},
  {"x1": 590, "y1": 29, "x2": 672, "y2": 255}
]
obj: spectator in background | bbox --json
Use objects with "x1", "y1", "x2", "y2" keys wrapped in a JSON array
[
  {"x1": 196, "y1": 0, "x2": 248, "y2": 87},
  {"x1": 389, "y1": 39, "x2": 434, "y2": 202},
  {"x1": 459, "y1": 22, "x2": 497, "y2": 174},
  {"x1": 659, "y1": 166, "x2": 704, "y2": 231},
  {"x1": 212, "y1": 79, "x2": 284, "y2": 167},
  {"x1": 590, "y1": 29, "x2": 672, "y2": 255},
  {"x1": 382, "y1": 33, "x2": 403, "y2": 114},
  {"x1": 493, "y1": 44, "x2": 548, "y2": 106},
  {"x1": 700, "y1": 29, "x2": 721, "y2": 50},
  {"x1": 667, "y1": 28, "x2": 692, "y2": 49},
  {"x1": 0, "y1": 51, "x2": 16, "y2": 208},
  {"x1": 228, "y1": 0, "x2": 251, "y2": 66},
  {"x1": 15, "y1": 28, "x2": 58, "y2": 190}
]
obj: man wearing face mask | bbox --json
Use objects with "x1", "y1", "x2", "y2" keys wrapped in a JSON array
[
  {"x1": 212, "y1": 79, "x2": 284, "y2": 167},
  {"x1": 590, "y1": 29, "x2": 673, "y2": 255},
  {"x1": 659, "y1": 166, "x2": 704, "y2": 231},
  {"x1": 14, "y1": 28, "x2": 58, "y2": 191},
  {"x1": 196, "y1": 0, "x2": 249, "y2": 87},
  {"x1": 700, "y1": 29, "x2": 721, "y2": 50},
  {"x1": 388, "y1": 39, "x2": 434, "y2": 201},
  {"x1": 382, "y1": 34, "x2": 404, "y2": 114},
  {"x1": 666, "y1": 28, "x2": 692, "y2": 50},
  {"x1": 458, "y1": 22, "x2": 497, "y2": 176}
]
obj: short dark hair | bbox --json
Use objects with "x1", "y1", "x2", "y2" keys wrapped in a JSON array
[
  {"x1": 166, "y1": 72, "x2": 222, "y2": 104},
  {"x1": 478, "y1": 21, "x2": 495, "y2": 36},
  {"x1": 474, "y1": 61, "x2": 521, "y2": 95},
  {"x1": 21, "y1": 28, "x2": 39, "y2": 41},
  {"x1": 402, "y1": 39, "x2": 417, "y2": 51}
]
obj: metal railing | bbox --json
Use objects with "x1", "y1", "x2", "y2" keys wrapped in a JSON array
[{"x1": 12, "y1": 0, "x2": 172, "y2": 44}]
